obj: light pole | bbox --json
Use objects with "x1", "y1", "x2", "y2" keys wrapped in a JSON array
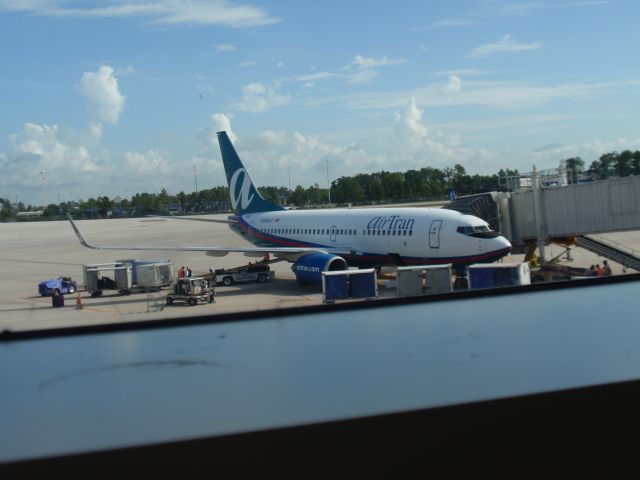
[
  {"x1": 325, "y1": 160, "x2": 331, "y2": 205},
  {"x1": 39, "y1": 170, "x2": 46, "y2": 210},
  {"x1": 193, "y1": 165, "x2": 198, "y2": 212}
]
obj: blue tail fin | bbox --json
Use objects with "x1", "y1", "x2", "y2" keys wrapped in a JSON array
[{"x1": 217, "y1": 131, "x2": 284, "y2": 214}]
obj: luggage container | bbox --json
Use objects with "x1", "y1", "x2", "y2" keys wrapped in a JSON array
[
  {"x1": 322, "y1": 269, "x2": 377, "y2": 303},
  {"x1": 83, "y1": 263, "x2": 133, "y2": 297},
  {"x1": 396, "y1": 264, "x2": 452, "y2": 297},
  {"x1": 468, "y1": 262, "x2": 531, "y2": 290},
  {"x1": 117, "y1": 259, "x2": 174, "y2": 288}
]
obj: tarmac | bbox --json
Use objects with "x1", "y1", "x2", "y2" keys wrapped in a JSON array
[{"x1": 1, "y1": 214, "x2": 638, "y2": 333}]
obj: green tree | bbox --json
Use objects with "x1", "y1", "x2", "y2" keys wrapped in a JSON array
[
  {"x1": 615, "y1": 150, "x2": 633, "y2": 177},
  {"x1": 0, "y1": 198, "x2": 14, "y2": 221},
  {"x1": 632, "y1": 151, "x2": 640, "y2": 176},
  {"x1": 561, "y1": 157, "x2": 584, "y2": 184},
  {"x1": 290, "y1": 185, "x2": 308, "y2": 206}
]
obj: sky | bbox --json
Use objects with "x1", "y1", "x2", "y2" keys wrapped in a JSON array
[{"x1": 1, "y1": 0, "x2": 640, "y2": 206}]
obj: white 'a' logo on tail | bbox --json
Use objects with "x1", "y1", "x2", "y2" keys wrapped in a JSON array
[{"x1": 229, "y1": 168, "x2": 254, "y2": 210}]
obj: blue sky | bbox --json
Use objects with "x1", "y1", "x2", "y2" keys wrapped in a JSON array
[{"x1": 1, "y1": 0, "x2": 639, "y2": 206}]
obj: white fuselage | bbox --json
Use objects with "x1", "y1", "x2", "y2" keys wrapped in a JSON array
[{"x1": 231, "y1": 207, "x2": 511, "y2": 267}]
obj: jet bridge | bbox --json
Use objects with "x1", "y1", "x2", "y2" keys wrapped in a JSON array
[
  {"x1": 448, "y1": 172, "x2": 640, "y2": 264},
  {"x1": 509, "y1": 173, "x2": 640, "y2": 243}
]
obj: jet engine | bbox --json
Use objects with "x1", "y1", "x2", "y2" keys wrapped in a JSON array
[{"x1": 291, "y1": 253, "x2": 347, "y2": 285}]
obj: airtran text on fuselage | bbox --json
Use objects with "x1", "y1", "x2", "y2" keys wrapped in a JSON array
[{"x1": 367, "y1": 215, "x2": 415, "y2": 231}]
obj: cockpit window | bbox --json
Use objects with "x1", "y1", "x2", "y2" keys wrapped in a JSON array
[
  {"x1": 457, "y1": 226, "x2": 475, "y2": 235},
  {"x1": 457, "y1": 225, "x2": 498, "y2": 238}
]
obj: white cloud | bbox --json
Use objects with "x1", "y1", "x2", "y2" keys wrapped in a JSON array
[
  {"x1": 530, "y1": 137, "x2": 640, "y2": 166},
  {"x1": 211, "y1": 113, "x2": 236, "y2": 143},
  {"x1": 345, "y1": 69, "x2": 378, "y2": 85},
  {"x1": 238, "y1": 129, "x2": 287, "y2": 151},
  {"x1": 194, "y1": 112, "x2": 236, "y2": 165},
  {"x1": 125, "y1": 149, "x2": 171, "y2": 174},
  {"x1": 294, "y1": 71, "x2": 338, "y2": 83},
  {"x1": 394, "y1": 98, "x2": 428, "y2": 143},
  {"x1": 298, "y1": 78, "x2": 633, "y2": 112},
  {"x1": 290, "y1": 55, "x2": 404, "y2": 87},
  {"x1": 1, "y1": 0, "x2": 279, "y2": 27},
  {"x1": 0, "y1": 122, "x2": 102, "y2": 202},
  {"x1": 410, "y1": 18, "x2": 476, "y2": 31},
  {"x1": 347, "y1": 55, "x2": 406, "y2": 70},
  {"x1": 442, "y1": 75, "x2": 462, "y2": 93},
  {"x1": 433, "y1": 69, "x2": 488, "y2": 77},
  {"x1": 117, "y1": 65, "x2": 135, "y2": 76},
  {"x1": 87, "y1": 121, "x2": 103, "y2": 140},
  {"x1": 216, "y1": 44, "x2": 236, "y2": 51},
  {"x1": 392, "y1": 98, "x2": 492, "y2": 169},
  {"x1": 77, "y1": 65, "x2": 126, "y2": 124},
  {"x1": 211, "y1": 98, "x2": 493, "y2": 188},
  {"x1": 469, "y1": 34, "x2": 542, "y2": 58},
  {"x1": 232, "y1": 83, "x2": 290, "y2": 113},
  {"x1": 491, "y1": 1, "x2": 610, "y2": 17}
]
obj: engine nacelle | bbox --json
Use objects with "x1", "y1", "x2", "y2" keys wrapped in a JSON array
[{"x1": 291, "y1": 253, "x2": 347, "y2": 285}]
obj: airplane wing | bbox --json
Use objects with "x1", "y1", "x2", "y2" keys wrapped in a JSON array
[
  {"x1": 145, "y1": 215, "x2": 235, "y2": 224},
  {"x1": 67, "y1": 214, "x2": 328, "y2": 260}
]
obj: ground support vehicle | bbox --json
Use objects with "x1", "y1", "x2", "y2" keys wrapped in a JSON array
[
  {"x1": 165, "y1": 277, "x2": 215, "y2": 306},
  {"x1": 213, "y1": 263, "x2": 275, "y2": 286},
  {"x1": 38, "y1": 277, "x2": 78, "y2": 296},
  {"x1": 530, "y1": 263, "x2": 589, "y2": 283}
]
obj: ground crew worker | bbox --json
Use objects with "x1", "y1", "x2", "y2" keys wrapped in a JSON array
[
  {"x1": 178, "y1": 266, "x2": 185, "y2": 278},
  {"x1": 603, "y1": 260, "x2": 612, "y2": 276}
]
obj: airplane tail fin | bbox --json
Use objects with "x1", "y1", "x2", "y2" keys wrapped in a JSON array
[{"x1": 217, "y1": 131, "x2": 284, "y2": 215}]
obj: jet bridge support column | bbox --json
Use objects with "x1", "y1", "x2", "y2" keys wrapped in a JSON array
[{"x1": 531, "y1": 167, "x2": 546, "y2": 264}]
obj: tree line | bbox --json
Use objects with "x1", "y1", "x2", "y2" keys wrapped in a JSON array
[
  {"x1": 3, "y1": 150, "x2": 640, "y2": 221},
  {"x1": 562, "y1": 150, "x2": 640, "y2": 183}
]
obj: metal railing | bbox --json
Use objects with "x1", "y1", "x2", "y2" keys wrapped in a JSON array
[{"x1": 584, "y1": 234, "x2": 640, "y2": 260}]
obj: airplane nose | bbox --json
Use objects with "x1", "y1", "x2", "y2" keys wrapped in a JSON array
[{"x1": 495, "y1": 235, "x2": 512, "y2": 252}]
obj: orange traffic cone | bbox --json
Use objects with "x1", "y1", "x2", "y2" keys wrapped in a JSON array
[{"x1": 76, "y1": 292, "x2": 83, "y2": 310}]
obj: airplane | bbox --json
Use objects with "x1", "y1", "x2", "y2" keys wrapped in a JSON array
[{"x1": 68, "y1": 131, "x2": 512, "y2": 285}]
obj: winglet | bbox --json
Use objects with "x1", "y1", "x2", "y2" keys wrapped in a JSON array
[{"x1": 67, "y1": 213, "x2": 98, "y2": 250}]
